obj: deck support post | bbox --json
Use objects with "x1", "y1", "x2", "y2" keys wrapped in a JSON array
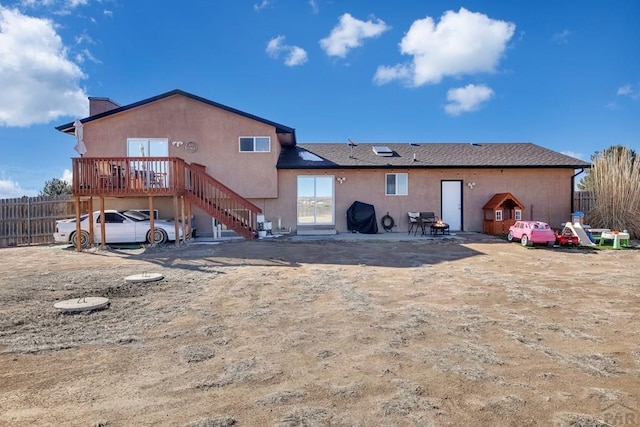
[
  {"x1": 173, "y1": 195, "x2": 180, "y2": 247},
  {"x1": 99, "y1": 197, "x2": 106, "y2": 247},
  {"x1": 88, "y1": 197, "x2": 94, "y2": 246},
  {"x1": 148, "y1": 196, "x2": 155, "y2": 246},
  {"x1": 75, "y1": 196, "x2": 82, "y2": 252}
]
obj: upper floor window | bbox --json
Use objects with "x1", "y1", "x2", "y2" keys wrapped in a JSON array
[
  {"x1": 386, "y1": 173, "x2": 408, "y2": 196},
  {"x1": 239, "y1": 136, "x2": 270, "y2": 152}
]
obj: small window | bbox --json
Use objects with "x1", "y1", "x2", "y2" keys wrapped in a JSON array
[
  {"x1": 515, "y1": 210, "x2": 522, "y2": 221},
  {"x1": 495, "y1": 210, "x2": 503, "y2": 221},
  {"x1": 239, "y1": 136, "x2": 270, "y2": 152},
  {"x1": 386, "y1": 173, "x2": 408, "y2": 195}
]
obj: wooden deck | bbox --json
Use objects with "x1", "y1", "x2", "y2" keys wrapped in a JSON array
[
  {"x1": 72, "y1": 157, "x2": 262, "y2": 240},
  {"x1": 73, "y1": 157, "x2": 185, "y2": 197}
]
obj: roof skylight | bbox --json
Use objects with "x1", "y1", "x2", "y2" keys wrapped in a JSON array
[{"x1": 372, "y1": 146, "x2": 393, "y2": 157}]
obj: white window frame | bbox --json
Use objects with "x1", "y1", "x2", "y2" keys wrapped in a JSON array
[
  {"x1": 239, "y1": 136, "x2": 270, "y2": 152},
  {"x1": 515, "y1": 209, "x2": 522, "y2": 221},
  {"x1": 296, "y1": 175, "x2": 335, "y2": 225},
  {"x1": 495, "y1": 210, "x2": 503, "y2": 221},
  {"x1": 385, "y1": 173, "x2": 408, "y2": 196}
]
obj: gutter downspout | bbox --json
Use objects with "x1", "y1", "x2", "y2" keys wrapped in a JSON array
[{"x1": 571, "y1": 168, "x2": 586, "y2": 213}]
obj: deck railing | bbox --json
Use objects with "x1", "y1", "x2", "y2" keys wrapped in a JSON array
[{"x1": 73, "y1": 157, "x2": 183, "y2": 196}]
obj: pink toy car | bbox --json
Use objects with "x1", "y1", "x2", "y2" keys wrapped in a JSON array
[{"x1": 507, "y1": 221, "x2": 557, "y2": 247}]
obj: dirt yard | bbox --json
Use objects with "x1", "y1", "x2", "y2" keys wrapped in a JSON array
[{"x1": 1, "y1": 234, "x2": 639, "y2": 427}]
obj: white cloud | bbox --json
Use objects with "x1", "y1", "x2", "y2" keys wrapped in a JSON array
[
  {"x1": 19, "y1": 0, "x2": 89, "y2": 15},
  {"x1": 320, "y1": 13, "x2": 390, "y2": 58},
  {"x1": 285, "y1": 46, "x2": 308, "y2": 66},
  {"x1": 0, "y1": 6, "x2": 88, "y2": 127},
  {"x1": 266, "y1": 35, "x2": 285, "y2": 57},
  {"x1": 61, "y1": 168, "x2": 72, "y2": 184},
  {"x1": 308, "y1": 0, "x2": 319, "y2": 14},
  {"x1": 0, "y1": 177, "x2": 37, "y2": 199},
  {"x1": 67, "y1": 0, "x2": 88, "y2": 7},
  {"x1": 266, "y1": 35, "x2": 308, "y2": 66},
  {"x1": 374, "y1": 8, "x2": 515, "y2": 87},
  {"x1": 617, "y1": 85, "x2": 632, "y2": 96},
  {"x1": 19, "y1": 0, "x2": 56, "y2": 7},
  {"x1": 444, "y1": 84, "x2": 494, "y2": 116},
  {"x1": 103, "y1": 9, "x2": 113, "y2": 18},
  {"x1": 78, "y1": 48, "x2": 100, "y2": 64},
  {"x1": 254, "y1": 0, "x2": 269, "y2": 12},
  {"x1": 617, "y1": 84, "x2": 639, "y2": 100},
  {"x1": 552, "y1": 29, "x2": 571, "y2": 44}
]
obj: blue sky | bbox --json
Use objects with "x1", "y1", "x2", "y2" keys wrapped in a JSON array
[{"x1": 0, "y1": 0, "x2": 638, "y2": 198}]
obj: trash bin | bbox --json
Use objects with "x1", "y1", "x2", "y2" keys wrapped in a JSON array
[{"x1": 571, "y1": 211, "x2": 584, "y2": 225}]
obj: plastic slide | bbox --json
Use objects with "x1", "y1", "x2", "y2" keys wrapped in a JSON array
[{"x1": 565, "y1": 222, "x2": 596, "y2": 246}]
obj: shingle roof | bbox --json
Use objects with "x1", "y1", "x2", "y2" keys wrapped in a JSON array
[
  {"x1": 56, "y1": 89, "x2": 297, "y2": 143},
  {"x1": 277, "y1": 142, "x2": 590, "y2": 169}
]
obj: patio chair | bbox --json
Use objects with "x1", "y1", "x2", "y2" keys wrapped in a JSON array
[
  {"x1": 408, "y1": 212, "x2": 420, "y2": 235},
  {"x1": 96, "y1": 161, "x2": 114, "y2": 189},
  {"x1": 419, "y1": 212, "x2": 438, "y2": 228}
]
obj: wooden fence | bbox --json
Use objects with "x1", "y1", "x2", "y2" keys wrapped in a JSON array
[
  {"x1": 573, "y1": 191, "x2": 595, "y2": 214},
  {"x1": 0, "y1": 195, "x2": 85, "y2": 247}
]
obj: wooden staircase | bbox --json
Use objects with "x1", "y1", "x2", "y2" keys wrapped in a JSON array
[
  {"x1": 183, "y1": 163, "x2": 261, "y2": 240},
  {"x1": 71, "y1": 157, "x2": 262, "y2": 240}
]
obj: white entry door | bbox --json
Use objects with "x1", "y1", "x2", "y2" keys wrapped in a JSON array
[{"x1": 441, "y1": 180, "x2": 462, "y2": 231}]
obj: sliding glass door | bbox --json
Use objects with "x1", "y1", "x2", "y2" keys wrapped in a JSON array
[
  {"x1": 126, "y1": 138, "x2": 169, "y2": 188},
  {"x1": 297, "y1": 176, "x2": 334, "y2": 225}
]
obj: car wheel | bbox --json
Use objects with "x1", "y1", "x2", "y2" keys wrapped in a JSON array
[
  {"x1": 521, "y1": 234, "x2": 531, "y2": 247},
  {"x1": 547, "y1": 241, "x2": 555, "y2": 247},
  {"x1": 71, "y1": 231, "x2": 91, "y2": 249},
  {"x1": 507, "y1": 231, "x2": 515, "y2": 242},
  {"x1": 147, "y1": 229, "x2": 168, "y2": 245}
]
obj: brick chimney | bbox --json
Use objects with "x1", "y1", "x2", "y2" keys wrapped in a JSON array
[{"x1": 88, "y1": 97, "x2": 121, "y2": 116}]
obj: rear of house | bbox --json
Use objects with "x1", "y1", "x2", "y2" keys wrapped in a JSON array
[{"x1": 57, "y1": 89, "x2": 590, "y2": 239}]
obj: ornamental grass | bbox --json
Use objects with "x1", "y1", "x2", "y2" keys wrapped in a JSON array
[{"x1": 586, "y1": 146, "x2": 640, "y2": 239}]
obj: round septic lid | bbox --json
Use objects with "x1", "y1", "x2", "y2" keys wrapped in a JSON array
[
  {"x1": 54, "y1": 297, "x2": 110, "y2": 313},
  {"x1": 124, "y1": 272, "x2": 164, "y2": 283}
]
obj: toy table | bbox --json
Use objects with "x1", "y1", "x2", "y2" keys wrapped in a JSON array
[{"x1": 599, "y1": 231, "x2": 630, "y2": 248}]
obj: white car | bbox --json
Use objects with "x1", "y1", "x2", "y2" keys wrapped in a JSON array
[{"x1": 54, "y1": 210, "x2": 184, "y2": 248}]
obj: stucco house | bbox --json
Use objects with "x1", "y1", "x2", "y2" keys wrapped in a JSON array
[{"x1": 56, "y1": 89, "x2": 590, "y2": 241}]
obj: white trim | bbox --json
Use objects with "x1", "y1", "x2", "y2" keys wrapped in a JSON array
[
  {"x1": 385, "y1": 173, "x2": 408, "y2": 196},
  {"x1": 126, "y1": 138, "x2": 168, "y2": 157},
  {"x1": 239, "y1": 136, "x2": 271, "y2": 152},
  {"x1": 296, "y1": 175, "x2": 335, "y2": 226}
]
